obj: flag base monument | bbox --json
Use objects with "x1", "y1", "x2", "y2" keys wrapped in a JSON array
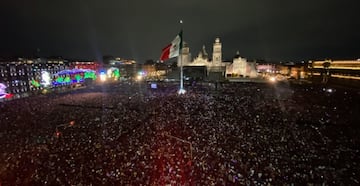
[{"x1": 178, "y1": 88, "x2": 186, "y2": 94}]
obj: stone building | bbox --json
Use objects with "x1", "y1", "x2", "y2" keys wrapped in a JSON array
[
  {"x1": 226, "y1": 51, "x2": 257, "y2": 78},
  {"x1": 178, "y1": 38, "x2": 257, "y2": 80}
]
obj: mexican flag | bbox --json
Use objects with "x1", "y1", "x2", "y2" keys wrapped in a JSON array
[{"x1": 160, "y1": 31, "x2": 182, "y2": 61}]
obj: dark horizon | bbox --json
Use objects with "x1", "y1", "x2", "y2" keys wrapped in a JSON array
[{"x1": 1, "y1": 0, "x2": 360, "y2": 63}]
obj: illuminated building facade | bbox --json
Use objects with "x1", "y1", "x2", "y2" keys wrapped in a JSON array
[
  {"x1": 106, "y1": 58, "x2": 138, "y2": 79},
  {"x1": 141, "y1": 63, "x2": 168, "y2": 80},
  {"x1": 308, "y1": 59, "x2": 360, "y2": 83},
  {"x1": 226, "y1": 52, "x2": 257, "y2": 78},
  {"x1": 109, "y1": 58, "x2": 136, "y2": 65},
  {"x1": 29, "y1": 58, "x2": 69, "y2": 90},
  {"x1": 0, "y1": 58, "x2": 69, "y2": 97},
  {"x1": 180, "y1": 38, "x2": 227, "y2": 78},
  {"x1": 179, "y1": 38, "x2": 260, "y2": 80},
  {"x1": 256, "y1": 64, "x2": 277, "y2": 74},
  {"x1": 53, "y1": 69, "x2": 97, "y2": 86},
  {"x1": 70, "y1": 59, "x2": 138, "y2": 81},
  {"x1": 277, "y1": 62, "x2": 308, "y2": 80},
  {"x1": 70, "y1": 61, "x2": 101, "y2": 72},
  {"x1": 0, "y1": 60, "x2": 29, "y2": 95},
  {"x1": 142, "y1": 64, "x2": 156, "y2": 78}
]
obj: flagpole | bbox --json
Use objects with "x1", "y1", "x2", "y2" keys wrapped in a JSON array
[
  {"x1": 178, "y1": 20, "x2": 186, "y2": 94},
  {"x1": 180, "y1": 44, "x2": 184, "y2": 90}
]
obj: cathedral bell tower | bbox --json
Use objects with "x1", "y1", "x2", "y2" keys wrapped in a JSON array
[
  {"x1": 178, "y1": 41, "x2": 190, "y2": 67},
  {"x1": 212, "y1": 38, "x2": 222, "y2": 65}
]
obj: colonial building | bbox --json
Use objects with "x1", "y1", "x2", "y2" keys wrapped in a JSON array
[
  {"x1": 180, "y1": 38, "x2": 226, "y2": 67},
  {"x1": 0, "y1": 58, "x2": 69, "y2": 97},
  {"x1": 226, "y1": 52, "x2": 257, "y2": 78},
  {"x1": 179, "y1": 38, "x2": 257, "y2": 80},
  {"x1": 308, "y1": 59, "x2": 360, "y2": 83},
  {"x1": 70, "y1": 61, "x2": 101, "y2": 72},
  {"x1": 0, "y1": 60, "x2": 29, "y2": 95}
]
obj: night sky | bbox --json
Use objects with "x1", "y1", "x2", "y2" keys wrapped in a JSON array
[{"x1": 1, "y1": 0, "x2": 359, "y2": 63}]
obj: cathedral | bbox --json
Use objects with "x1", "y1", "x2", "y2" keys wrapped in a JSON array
[{"x1": 178, "y1": 38, "x2": 257, "y2": 79}]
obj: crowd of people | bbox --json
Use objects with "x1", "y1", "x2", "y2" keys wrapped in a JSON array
[{"x1": 0, "y1": 81, "x2": 359, "y2": 185}]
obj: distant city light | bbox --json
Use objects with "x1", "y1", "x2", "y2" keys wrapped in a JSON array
[
  {"x1": 151, "y1": 83, "x2": 157, "y2": 89},
  {"x1": 55, "y1": 131, "x2": 61, "y2": 138},
  {"x1": 64, "y1": 76, "x2": 71, "y2": 83},
  {"x1": 5, "y1": 93, "x2": 13, "y2": 99},
  {"x1": 40, "y1": 89, "x2": 47, "y2": 94},
  {"x1": 107, "y1": 69, "x2": 112, "y2": 77},
  {"x1": 75, "y1": 74, "x2": 82, "y2": 82},
  {"x1": 0, "y1": 84, "x2": 6, "y2": 92},
  {"x1": 0, "y1": 83, "x2": 7, "y2": 99},
  {"x1": 269, "y1": 77, "x2": 276, "y2": 82},
  {"x1": 41, "y1": 71, "x2": 51, "y2": 87},
  {"x1": 136, "y1": 71, "x2": 145, "y2": 81},
  {"x1": 107, "y1": 67, "x2": 120, "y2": 80},
  {"x1": 138, "y1": 71, "x2": 145, "y2": 76},
  {"x1": 113, "y1": 69, "x2": 120, "y2": 80},
  {"x1": 0, "y1": 83, "x2": 13, "y2": 99},
  {"x1": 70, "y1": 121, "x2": 75, "y2": 126},
  {"x1": 31, "y1": 80, "x2": 41, "y2": 88},
  {"x1": 325, "y1": 88, "x2": 334, "y2": 93},
  {"x1": 100, "y1": 72, "x2": 107, "y2": 82}
]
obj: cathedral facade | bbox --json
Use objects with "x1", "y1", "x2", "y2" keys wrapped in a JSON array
[{"x1": 178, "y1": 38, "x2": 257, "y2": 79}]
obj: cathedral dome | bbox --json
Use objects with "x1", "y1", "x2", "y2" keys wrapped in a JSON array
[{"x1": 233, "y1": 51, "x2": 241, "y2": 59}]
